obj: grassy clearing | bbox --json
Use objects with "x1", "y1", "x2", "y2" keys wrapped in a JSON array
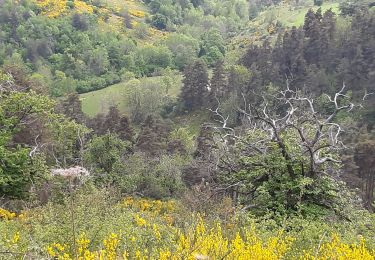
[
  {"x1": 80, "y1": 76, "x2": 182, "y2": 117},
  {"x1": 106, "y1": 0, "x2": 147, "y2": 11},
  {"x1": 254, "y1": 2, "x2": 341, "y2": 30},
  {"x1": 230, "y1": 2, "x2": 340, "y2": 58},
  {"x1": 276, "y1": 2, "x2": 340, "y2": 27},
  {"x1": 254, "y1": 2, "x2": 340, "y2": 28}
]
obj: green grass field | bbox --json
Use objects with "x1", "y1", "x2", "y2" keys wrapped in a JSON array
[
  {"x1": 278, "y1": 3, "x2": 340, "y2": 27},
  {"x1": 80, "y1": 75, "x2": 182, "y2": 117},
  {"x1": 229, "y1": 1, "x2": 340, "y2": 62},
  {"x1": 254, "y1": 2, "x2": 340, "y2": 28}
]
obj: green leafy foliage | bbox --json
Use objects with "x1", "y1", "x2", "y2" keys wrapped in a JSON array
[
  {"x1": 0, "y1": 68, "x2": 93, "y2": 198},
  {"x1": 221, "y1": 129, "x2": 352, "y2": 218},
  {"x1": 85, "y1": 133, "x2": 128, "y2": 175},
  {"x1": 0, "y1": 89, "x2": 53, "y2": 197}
]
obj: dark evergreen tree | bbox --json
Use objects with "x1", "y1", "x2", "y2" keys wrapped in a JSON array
[
  {"x1": 57, "y1": 93, "x2": 86, "y2": 124},
  {"x1": 349, "y1": 47, "x2": 369, "y2": 86},
  {"x1": 103, "y1": 106, "x2": 121, "y2": 133},
  {"x1": 136, "y1": 115, "x2": 170, "y2": 156},
  {"x1": 194, "y1": 125, "x2": 215, "y2": 160},
  {"x1": 279, "y1": 26, "x2": 305, "y2": 83},
  {"x1": 209, "y1": 59, "x2": 228, "y2": 106},
  {"x1": 304, "y1": 18, "x2": 322, "y2": 65},
  {"x1": 303, "y1": 9, "x2": 316, "y2": 37},
  {"x1": 322, "y1": 9, "x2": 336, "y2": 39},
  {"x1": 315, "y1": 7, "x2": 323, "y2": 21},
  {"x1": 152, "y1": 14, "x2": 168, "y2": 30},
  {"x1": 355, "y1": 137, "x2": 375, "y2": 212},
  {"x1": 91, "y1": 106, "x2": 134, "y2": 143},
  {"x1": 72, "y1": 13, "x2": 89, "y2": 31},
  {"x1": 89, "y1": 113, "x2": 105, "y2": 135},
  {"x1": 319, "y1": 10, "x2": 336, "y2": 71},
  {"x1": 181, "y1": 124, "x2": 217, "y2": 187},
  {"x1": 179, "y1": 59, "x2": 209, "y2": 111},
  {"x1": 117, "y1": 116, "x2": 135, "y2": 143}
]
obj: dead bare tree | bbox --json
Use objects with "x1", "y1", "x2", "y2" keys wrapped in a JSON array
[
  {"x1": 211, "y1": 84, "x2": 359, "y2": 177},
  {"x1": 208, "y1": 84, "x2": 365, "y2": 212}
]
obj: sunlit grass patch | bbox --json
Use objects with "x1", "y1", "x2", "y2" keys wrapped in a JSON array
[{"x1": 80, "y1": 75, "x2": 182, "y2": 117}]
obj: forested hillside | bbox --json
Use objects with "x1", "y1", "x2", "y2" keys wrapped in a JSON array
[{"x1": 1, "y1": 0, "x2": 375, "y2": 259}]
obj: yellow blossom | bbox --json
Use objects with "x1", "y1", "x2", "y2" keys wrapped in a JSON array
[
  {"x1": 303, "y1": 234, "x2": 375, "y2": 260},
  {"x1": 103, "y1": 233, "x2": 120, "y2": 260},
  {"x1": 0, "y1": 208, "x2": 17, "y2": 220},
  {"x1": 11, "y1": 232, "x2": 20, "y2": 244},
  {"x1": 74, "y1": 0, "x2": 94, "y2": 14},
  {"x1": 128, "y1": 10, "x2": 146, "y2": 18},
  {"x1": 35, "y1": 0, "x2": 67, "y2": 18},
  {"x1": 134, "y1": 214, "x2": 147, "y2": 227}
]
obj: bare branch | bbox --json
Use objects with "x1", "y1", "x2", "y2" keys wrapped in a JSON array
[
  {"x1": 210, "y1": 82, "x2": 359, "y2": 179},
  {"x1": 29, "y1": 135, "x2": 47, "y2": 158},
  {"x1": 362, "y1": 89, "x2": 374, "y2": 100}
]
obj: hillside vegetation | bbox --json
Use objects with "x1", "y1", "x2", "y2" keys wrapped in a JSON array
[
  {"x1": 1, "y1": 0, "x2": 375, "y2": 259},
  {"x1": 82, "y1": 0, "x2": 342, "y2": 117}
]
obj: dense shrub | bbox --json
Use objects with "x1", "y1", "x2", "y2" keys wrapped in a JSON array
[{"x1": 0, "y1": 190, "x2": 374, "y2": 259}]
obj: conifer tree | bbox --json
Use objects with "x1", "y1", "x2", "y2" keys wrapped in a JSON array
[
  {"x1": 136, "y1": 115, "x2": 170, "y2": 156},
  {"x1": 209, "y1": 59, "x2": 228, "y2": 106},
  {"x1": 58, "y1": 93, "x2": 86, "y2": 124},
  {"x1": 322, "y1": 9, "x2": 336, "y2": 39},
  {"x1": 194, "y1": 125, "x2": 214, "y2": 160},
  {"x1": 304, "y1": 19, "x2": 322, "y2": 65},
  {"x1": 179, "y1": 59, "x2": 209, "y2": 111},
  {"x1": 104, "y1": 106, "x2": 121, "y2": 132},
  {"x1": 117, "y1": 116, "x2": 134, "y2": 143},
  {"x1": 90, "y1": 106, "x2": 134, "y2": 143},
  {"x1": 355, "y1": 137, "x2": 375, "y2": 212},
  {"x1": 303, "y1": 9, "x2": 316, "y2": 37},
  {"x1": 350, "y1": 47, "x2": 368, "y2": 85}
]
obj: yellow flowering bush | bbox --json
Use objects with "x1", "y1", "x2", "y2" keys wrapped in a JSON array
[
  {"x1": 0, "y1": 208, "x2": 16, "y2": 220},
  {"x1": 102, "y1": 233, "x2": 120, "y2": 260},
  {"x1": 35, "y1": 0, "x2": 68, "y2": 18},
  {"x1": 42, "y1": 214, "x2": 375, "y2": 260},
  {"x1": 128, "y1": 9, "x2": 146, "y2": 18},
  {"x1": 46, "y1": 242, "x2": 68, "y2": 258},
  {"x1": 122, "y1": 197, "x2": 176, "y2": 216},
  {"x1": 134, "y1": 214, "x2": 147, "y2": 227},
  {"x1": 35, "y1": 0, "x2": 94, "y2": 17},
  {"x1": 74, "y1": 0, "x2": 94, "y2": 14},
  {"x1": 303, "y1": 234, "x2": 375, "y2": 260},
  {"x1": 122, "y1": 197, "x2": 178, "y2": 226},
  {"x1": 1, "y1": 194, "x2": 374, "y2": 260},
  {"x1": 131, "y1": 20, "x2": 139, "y2": 27},
  {"x1": 44, "y1": 216, "x2": 296, "y2": 259},
  {"x1": 161, "y1": 217, "x2": 294, "y2": 260},
  {"x1": 77, "y1": 232, "x2": 95, "y2": 259},
  {"x1": 0, "y1": 231, "x2": 29, "y2": 258}
]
